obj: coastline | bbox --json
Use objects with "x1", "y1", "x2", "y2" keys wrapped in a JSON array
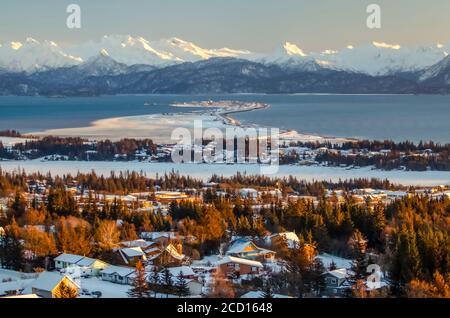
[
  {"x1": 1, "y1": 160, "x2": 449, "y2": 187},
  {"x1": 29, "y1": 100, "x2": 351, "y2": 144}
]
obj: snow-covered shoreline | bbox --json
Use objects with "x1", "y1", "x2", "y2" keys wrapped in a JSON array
[
  {"x1": 1, "y1": 160, "x2": 449, "y2": 186},
  {"x1": 29, "y1": 100, "x2": 350, "y2": 144}
]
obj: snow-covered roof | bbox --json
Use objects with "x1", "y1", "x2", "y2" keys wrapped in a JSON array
[
  {"x1": 101, "y1": 265, "x2": 135, "y2": 277},
  {"x1": 141, "y1": 231, "x2": 180, "y2": 240},
  {"x1": 121, "y1": 247, "x2": 145, "y2": 258},
  {"x1": 227, "y1": 239, "x2": 274, "y2": 255},
  {"x1": 163, "y1": 266, "x2": 195, "y2": 277},
  {"x1": 271, "y1": 232, "x2": 299, "y2": 242},
  {"x1": 226, "y1": 239, "x2": 255, "y2": 254},
  {"x1": 218, "y1": 256, "x2": 263, "y2": 268},
  {"x1": 240, "y1": 291, "x2": 292, "y2": 298},
  {"x1": 120, "y1": 239, "x2": 153, "y2": 248},
  {"x1": 54, "y1": 253, "x2": 84, "y2": 264},
  {"x1": 32, "y1": 272, "x2": 78, "y2": 292},
  {"x1": 76, "y1": 257, "x2": 106, "y2": 267},
  {"x1": 164, "y1": 244, "x2": 185, "y2": 260},
  {"x1": 325, "y1": 268, "x2": 348, "y2": 279}
]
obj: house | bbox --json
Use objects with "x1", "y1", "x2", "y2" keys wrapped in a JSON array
[
  {"x1": 74, "y1": 257, "x2": 109, "y2": 277},
  {"x1": 54, "y1": 253, "x2": 84, "y2": 270},
  {"x1": 149, "y1": 243, "x2": 188, "y2": 266},
  {"x1": 217, "y1": 256, "x2": 263, "y2": 277},
  {"x1": 100, "y1": 265, "x2": 135, "y2": 285},
  {"x1": 118, "y1": 247, "x2": 147, "y2": 266},
  {"x1": 31, "y1": 272, "x2": 80, "y2": 298},
  {"x1": 54, "y1": 253, "x2": 108, "y2": 277},
  {"x1": 322, "y1": 268, "x2": 350, "y2": 297},
  {"x1": 226, "y1": 238, "x2": 276, "y2": 262}
]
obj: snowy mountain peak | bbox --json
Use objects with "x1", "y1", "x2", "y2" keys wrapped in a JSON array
[
  {"x1": 372, "y1": 41, "x2": 401, "y2": 50},
  {"x1": 100, "y1": 48, "x2": 110, "y2": 57},
  {"x1": 419, "y1": 54, "x2": 450, "y2": 82},
  {"x1": 284, "y1": 42, "x2": 307, "y2": 57}
]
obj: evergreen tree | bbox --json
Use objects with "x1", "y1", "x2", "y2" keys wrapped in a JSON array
[
  {"x1": 148, "y1": 268, "x2": 161, "y2": 298},
  {"x1": 0, "y1": 219, "x2": 23, "y2": 270},
  {"x1": 262, "y1": 278, "x2": 274, "y2": 298},
  {"x1": 349, "y1": 230, "x2": 368, "y2": 283},
  {"x1": 175, "y1": 271, "x2": 190, "y2": 298},
  {"x1": 162, "y1": 267, "x2": 174, "y2": 297},
  {"x1": 128, "y1": 261, "x2": 151, "y2": 298}
]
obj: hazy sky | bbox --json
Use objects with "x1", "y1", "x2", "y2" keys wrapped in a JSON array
[{"x1": 1, "y1": 0, "x2": 449, "y2": 52}]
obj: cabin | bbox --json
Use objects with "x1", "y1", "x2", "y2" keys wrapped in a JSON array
[
  {"x1": 226, "y1": 238, "x2": 276, "y2": 263},
  {"x1": 118, "y1": 247, "x2": 147, "y2": 266},
  {"x1": 148, "y1": 243, "x2": 188, "y2": 267},
  {"x1": 100, "y1": 265, "x2": 135, "y2": 285},
  {"x1": 217, "y1": 256, "x2": 263, "y2": 277},
  {"x1": 322, "y1": 268, "x2": 350, "y2": 297},
  {"x1": 31, "y1": 272, "x2": 80, "y2": 298}
]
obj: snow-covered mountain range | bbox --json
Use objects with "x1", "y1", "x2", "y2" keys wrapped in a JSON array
[{"x1": 1, "y1": 35, "x2": 448, "y2": 76}]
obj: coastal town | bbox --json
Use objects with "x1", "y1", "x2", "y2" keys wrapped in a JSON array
[
  {"x1": 1, "y1": 129, "x2": 450, "y2": 172},
  {"x1": 0, "y1": 169, "x2": 449, "y2": 298}
]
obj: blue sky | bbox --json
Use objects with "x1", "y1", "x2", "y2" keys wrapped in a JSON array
[{"x1": 1, "y1": 0, "x2": 449, "y2": 51}]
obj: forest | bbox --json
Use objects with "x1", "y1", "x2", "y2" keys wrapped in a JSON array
[{"x1": 0, "y1": 170, "x2": 448, "y2": 297}]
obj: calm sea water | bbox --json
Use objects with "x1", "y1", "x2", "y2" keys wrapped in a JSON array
[{"x1": 0, "y1": 94, "x2": 449, "y2": 143}]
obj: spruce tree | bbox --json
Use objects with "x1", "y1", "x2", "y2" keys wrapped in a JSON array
[
  {"x1": 127, "y1": 261, "x2": 151, "y2": 298},
  {"x1": 175, "y1": 271, "x2": 190, "y2": 298},
  {"x1": 149, "y1": 268, "x2": 161, "y2": 297},
  {"x1": 262, "y1": 279, "x2": 274, "y2": 298},
  {"x1": 349, "y1": 230, "x2": 368, "y2": 284},
  {"x1": 162, "y1": 267, "x2": 174, "y2": 297}
]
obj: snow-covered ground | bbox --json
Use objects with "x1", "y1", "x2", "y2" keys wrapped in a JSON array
[
  {"x1": 0, "y1": 137, "x2": 33, "y2": 147},
  {"x1": 1, "y1": 160, "x2": 449, "y2": 186},
  {"x1": 0, "y1": 269, "x2": 38, "y2": 282},
  {"x1": 317, "y1": 253, "x2": 353, "y2": 270}
]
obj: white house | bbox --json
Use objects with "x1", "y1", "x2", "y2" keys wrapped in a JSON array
[
  {"x1": 54, "y1": 253, "x2": 108, "y2": 277},
  {"x1": 54, "y1": 253, "x2": 84, "y2": 270},
  {"x1": 100, "y1": 265, "x2": 135, "y2": 285}
]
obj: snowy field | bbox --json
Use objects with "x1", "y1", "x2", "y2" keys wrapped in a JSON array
[{"x1": 0, "y1": 160, "x2": 449, "y2": 186}]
